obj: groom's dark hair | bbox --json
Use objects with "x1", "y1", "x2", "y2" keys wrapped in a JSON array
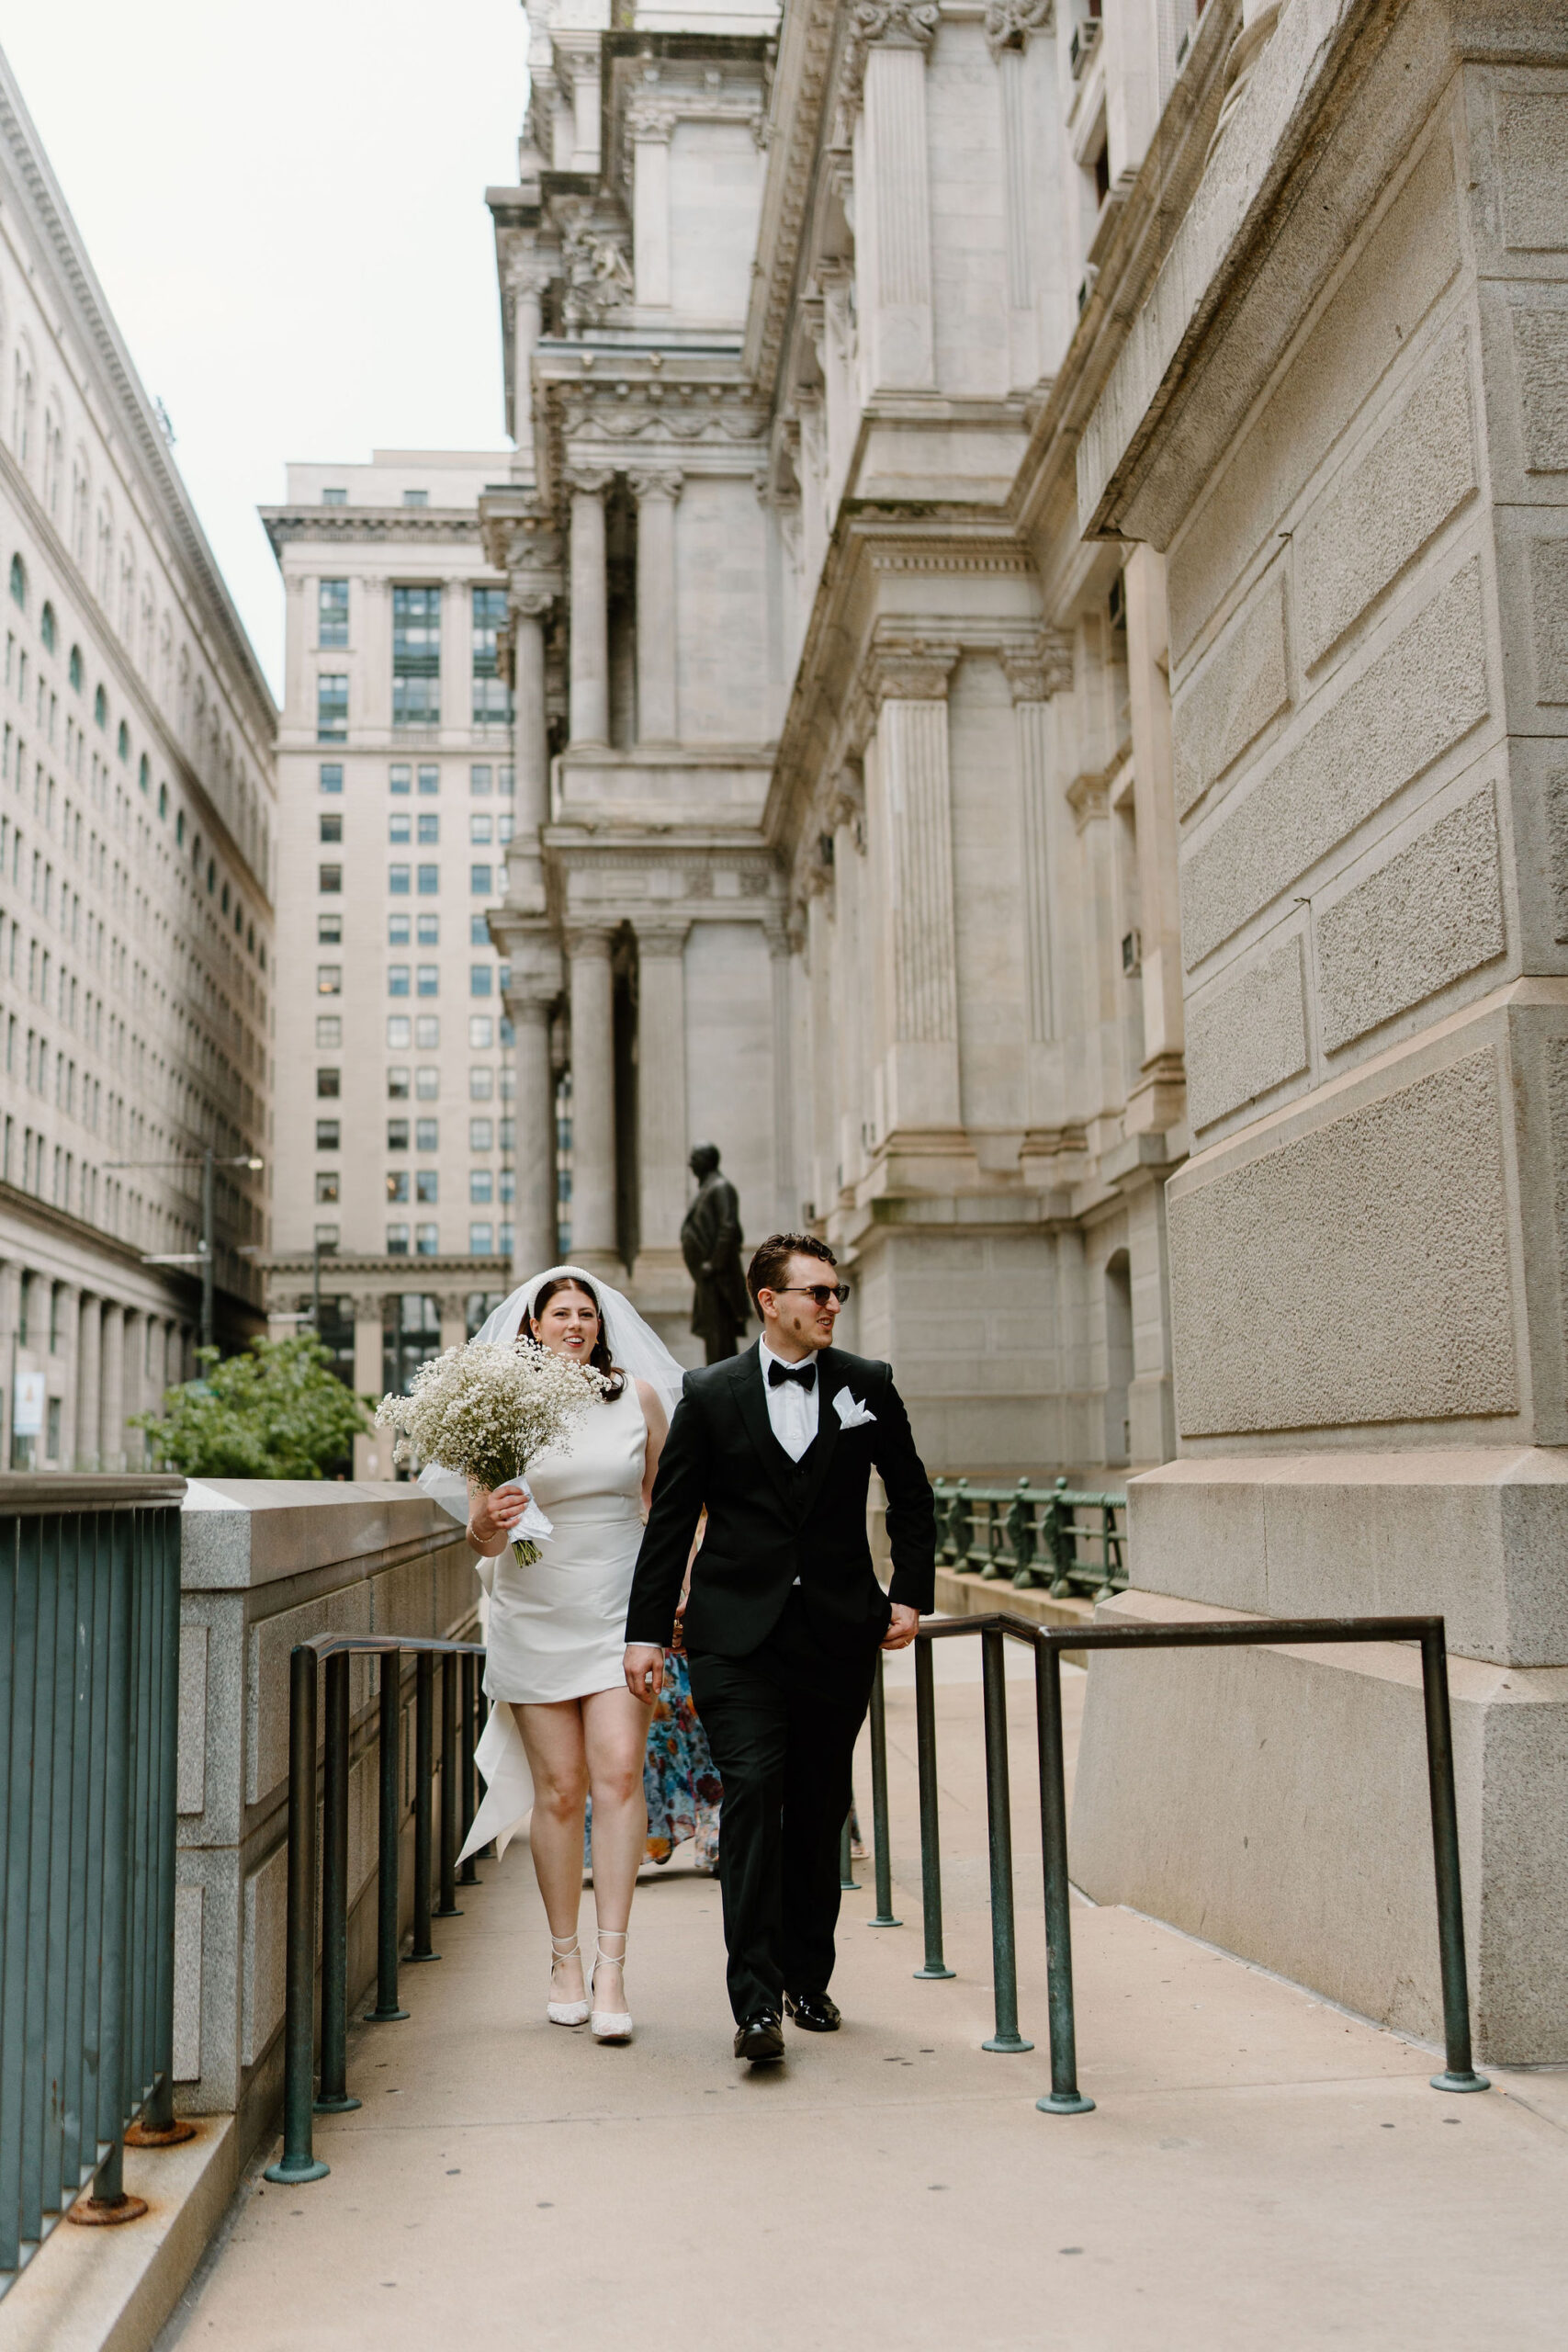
[{"x1": 747, "y1": 1231, "x2": 837, "y2": 1311}]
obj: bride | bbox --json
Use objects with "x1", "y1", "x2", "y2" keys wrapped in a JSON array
[{"x1": 428, "y1": 1265, "x2": 684, "y2": 2045}]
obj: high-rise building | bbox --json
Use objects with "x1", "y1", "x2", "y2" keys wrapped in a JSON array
[
  {"x1": 261, "y1": 452, "x2": 523, "y2": 1403},
  {"x1": 0, "y1": 46, "x2": 276, "y2": 1468}
]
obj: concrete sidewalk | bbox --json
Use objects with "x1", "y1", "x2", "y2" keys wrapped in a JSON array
[{"x1": 162, "y1": 1643, "x2": 1568, "y2": 2350}]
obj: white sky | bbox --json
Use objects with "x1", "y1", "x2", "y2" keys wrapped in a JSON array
[{"x1": 0, "y1": 1, "x2": 530, "y2": 701}]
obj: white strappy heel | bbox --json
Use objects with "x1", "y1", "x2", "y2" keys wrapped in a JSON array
[
  {"x1": 590, "y1": 1930, "x2": 633, "y2": 2043},
  {"x1": 547, "y1": 1934, "x2": 591, "y2": 2027}
]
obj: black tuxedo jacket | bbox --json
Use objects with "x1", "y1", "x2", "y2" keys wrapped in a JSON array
[{"x1": 625, "y1": 1342, "x2": 936, "y2": 1661}]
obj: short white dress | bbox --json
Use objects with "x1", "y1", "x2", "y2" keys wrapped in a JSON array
[{"x1": 483, "y1": 1378, "x2": 648, "y2": 1706}]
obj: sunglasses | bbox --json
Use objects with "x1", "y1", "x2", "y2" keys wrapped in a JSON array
[{"x1": 771, "y1": 1283, "x2": 851, "y2": 1306}]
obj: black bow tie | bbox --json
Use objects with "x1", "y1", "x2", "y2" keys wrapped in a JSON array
[{"x1": 768, "y1": 1358, "x2": 817, "y2": 1391}]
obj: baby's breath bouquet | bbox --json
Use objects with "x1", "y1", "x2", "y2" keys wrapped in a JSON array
[{"x1": 376, "y1": 1339, "x2": 607, "y2": 1564}]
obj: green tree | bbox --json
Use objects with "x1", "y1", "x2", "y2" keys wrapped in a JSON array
[{"x1": 132, "y1": 1335, "x2": 370, "y2": 1479}]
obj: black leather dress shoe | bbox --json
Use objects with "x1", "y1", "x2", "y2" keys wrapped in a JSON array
[
  {"x1": 784, "y1": 1990, "x2": 840, "y2": 2032},
  {"x1": 734, "y1": 2009, "x2": 785, "y2": 2064}
]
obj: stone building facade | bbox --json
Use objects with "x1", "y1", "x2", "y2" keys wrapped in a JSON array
[
  {"x1": 484, "y1": 0, "x2": 1197, "y2": 1476},
  {"x1": 0, "y1": 51, "x2": 275, "y2": 1469}
]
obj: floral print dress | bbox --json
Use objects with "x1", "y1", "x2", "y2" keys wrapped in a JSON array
[{"x1": 583, "y1": 1647, "x2": 722, "y2": 1871}]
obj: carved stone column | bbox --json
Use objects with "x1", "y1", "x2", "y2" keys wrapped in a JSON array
[
  {"x1": 354, "y1": 1296, "x2": 385, "y2": 1399},
  {"x1": 845, "y1": 4, "x2": 939, "y2": 392},
  {"x1": 566, "y1": 927, "x2": 617, "y2": 1263},
  {"x1": 628, "y1": 100, "x2": 677, "y2": 308},
  {"x1": 507, "y1": 254, "x2": 552, "y2": 479},
  {"x1": 1122, "y1": 546, "x2": 1187, "y2": 1137},
  {"x1": 631, "y1": 920, "x2": 690, "y2": 1291},
  {"x1": 53, "y1": 1282, "x2": 79, "y2": 1468},
  {"x1": 99, "y1": 1302, "x2": 125, "y2": 1474},
  {"x1": 565, "y1": 469, "x2": 613, "y2": 747},
  {"x1": 510, "y1": 986, "x2": 560, "y2": 1277},
  {"x1": 75, "y1": 1292, "x2": 102, "y2": 1470},
  {"x1": 630, "y1": 469, "x2": 682, "y2": 744},
  {"x1": 360, "y1": 576, "x2": 391, "y2": 731},
  {"x1": 121, "y1": 1307, "x2": 147, "y2": 1467},
  {"x1": 442, "y1": 575, "x2": 468, "y2": 736},
  {"x1": 985, "y1": 1, "x2": 1052, "y2": 388},
  {"x1": 862, "y1": 632, "x2": 961, "y2": 1132},
  {"x1": 1000, "y1": 632, "x2": 1074, "y2": 1055},
  {"x1": 511, "y1": 589, "x2": 553, "y2": 847}
]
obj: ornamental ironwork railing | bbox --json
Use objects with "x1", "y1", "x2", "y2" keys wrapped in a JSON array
[{"x1": 931, "y1": 1476, "x2": 1127, "y2": 1600}]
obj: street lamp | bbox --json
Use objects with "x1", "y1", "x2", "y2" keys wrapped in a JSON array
[{"x1": 105, "y1": 1144, "x2": 265, "y2": 1353}]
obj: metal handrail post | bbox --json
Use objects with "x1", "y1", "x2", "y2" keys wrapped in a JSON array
[
  {"x1": 840, "y1": 1813, "x2": 860, "y2": 1891},
  {"x1": 1033, "y1": 1637, "x2": 1094, "y2": 2113},
  {"x1": 366, "y1": 1649, "x2": 408, "y2": 2020},
  {"x1": 979, "y1": 1627, "x2": 1032, "y2": 2052},
  {"x1": 126, "y1": 1512, "x2": 194, "y2": 2146},
  {"x1": 435, "y1": 1652, "x2": 461, "y2": 1918},
  {"x1": 264, "y1": 1646, "x2": 329, "y2": 2184},
  {"x1": 911, "y1": 1634, "x2": 954, "y2": 1978},
  {"x1": 1420, "y1": 1629, "x2": 1490, "y2": 2094},
  {"x1": 458, "y1": 1652, "x2": 479, "y2": 1887},
  {"x1": 406, "y1": 1652, "x2": 437, "y2": 1962},
  {"x1": 73, "y1": 1517, "x2": 146, "y2": 2219},
  {"x1": 313, "y1": 1653, "x2": 360, "y2": 2114},
  {"x1": 866, "y1": 1655, "x2": 900, "y2": 1927}
]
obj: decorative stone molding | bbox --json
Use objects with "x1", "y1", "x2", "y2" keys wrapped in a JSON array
[
  {"x1": 1000, "y1": 630, "x2": 1074, "y2": 702},
  {"x1": 626, "y1": 96, "x2": 681, "y2": 145},
  {"x1": 505, "y1": 251, "x2": 557, "y2": 301},
  {"x1": 627, "y1": 467, "x2": 684, "y2": 503},
  {"x1": 558, "y1": 206, "x2": 634, "y2": 329},
  {"x1": 859, "y1": 632, "x2": 961, "y2": 707},
  {"x1": 511, "y1": 588, "x2": 555, "y2": 622},
  {"x1": 984, "y1": 0, "x2": 1054, "y2": 57},
  {"x1": 560, "y1": 465, "x2": 615, "y2": 500},
  {"x1": 840, "y1": 3, "x2": 941, "y2": 129}
]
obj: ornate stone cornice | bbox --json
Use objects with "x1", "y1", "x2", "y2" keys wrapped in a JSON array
[
  {"x1": 627, "y1": 467, "x2": 684, "y2": 503},
  {"x1": 561, "y1": 465, "x2": 615, "y2": 499},
  {"x1": 984, "y1": 0, "x2": 1054, "y2": 58},
  {"x1": 859, "y1": 632, "x2": 961, "y2": 707},
  {"x1": 741, "y1": 0, "x2": 840, "y2": 391},
  {"x1": 511, "y1": 588, "x2": 555, "y2": 621},
  {"x1": 839, "y1": 3, "x2": 940, "y2": 130},
  {"x1": 261, "y1": 508, "x2": 487, "y2": 550},
  {"x1": 1000, "y1": 630, "x2": 1074, "y2": 701},
  {"x1": 552, "y1": 377, "x2": 766, "y2": 449}
]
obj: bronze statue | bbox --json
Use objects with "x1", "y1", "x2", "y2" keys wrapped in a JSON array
[{"x1": 681, "y1": 1143, "x2": 750, "y2": 1363}]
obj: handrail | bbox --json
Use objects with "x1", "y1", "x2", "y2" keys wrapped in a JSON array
[
  {"x1": 895, "y1": 1610, "x2": 1490, "y2": 2114},
  {"x1": 931, "y1": 1477, "x2": 1127, "y2": 1599},
  {"x1": 265, "y1": 1634, "x2": 487, "y2": 2187}
]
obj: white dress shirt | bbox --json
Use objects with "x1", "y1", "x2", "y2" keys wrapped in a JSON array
[{"x1": 758, "y1": 1334, "x2": 820, "y2": 1463}]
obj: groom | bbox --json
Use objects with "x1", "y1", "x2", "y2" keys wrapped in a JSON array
[{"x1": 624, "y1": 1233, "x2": 935, "y2": 2062}]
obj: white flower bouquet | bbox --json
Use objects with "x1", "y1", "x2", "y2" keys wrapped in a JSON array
[{"x1": 375, "y1": 1339, "x2": 607, "y2": 1564}]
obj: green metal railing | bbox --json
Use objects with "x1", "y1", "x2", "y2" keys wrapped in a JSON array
[
  {"x1": 0, "y1": 1475, "x2": 191, "y2": 2298},
  {"x1": 932, "y1": 1476, "x2": 1126, "y2": 1599}
]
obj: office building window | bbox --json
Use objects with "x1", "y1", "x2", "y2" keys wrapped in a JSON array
[
  {"x1": 470, "y1": 915, "x2": 491, "y2": 945},
  {"x1": 387, "y1": 1016, "x2": 412, "y2": 1049},
  {"x1": 469, "y1": 1169, "x2": 493, "y2": 1204},
  {"x1": 470, "y1": 764, "x2": 492, "y2": 797},
  {"x1": 417, "y1": 913, "x2": 440, "y2": 945},
  {"x1": 389, "y1": 763, "x2": 412, "y2": 795},
  {"x1": 418, "y1": 764, "x2": 439, "y2": 795},
  {"x1": 388, "y1": 965, "x2": 410, "y2": 997},
  {"x1": 391, "y1": 585, "x2": 440, "y2": 725},
  {"x1": 498, "y1": 1223, "x2": 513, "y2": 1254},
  {"x1": 499, "y1": 765, "x2": 514, "y2": 797},
  {"x1": 470, "y1": 813, "x2": 492, "y2": 845},
  {"x1": 322, "y1": 487, "x2": 347, "y2": 507},
  {"x1": 497, "y1": 813, "x2": 513, "y2": 843},
  {"x1": 317, "y1": 673, "x2": 347, "y2": 741},
  {"x1": 320, "y1": 811, "x2": 342, "y2": 842},
  {"x1": 388, "y1": 1118, "x2": 410, "y2": 1151},
  {"x1": 418, "y1": 811, "x2": 439, "y2": 844},
  {"x1": 500, "y1": 1065, "x2": 515, "y2": 1099},
  {"x1": 388, "y1": 912, "x2": 411, "y2": 945},
  {"x1": 418, "y1": 864, "x2": 439, "y2": 895},
  {"x1": 387, "y1": 1170, "x2": 409, "y2": 1203},
  {"x1": 387, "y1": 1222, "x2": 410, "y2": 1254},
  {"x1": 415, "y1": 1067, "x2": 440, "y2": 1100},
  {"x1": 417, "y1": 965, "x2": 438, "y2": 998},
  {"x1": 472, "y1": 587, "x2": 511, "y2": 726},
  {"x1": 416, "y1": 1170, "x2": 439, "y2": 1204},
  {"x1": 469, "y1": 1221, "x2": 494, "y2": 1253},
  {"x1": 468, "y1": 1016, "x2": 493, "y2": 1049},
  {"x1": 318, "y1": 1068, "x2": 341, "y2": 1098},
  {"x1": 319, "y1": 579, "x2": 349, "y2": 649},
  {"x1": 469, "y1": 1067, "x2": 493, "y2": 1100},
  {"x1": 319, "y1": 864, "x2": 343, "y2": 893},
  {"x1": 389, "y1": 810, "x2": 411, "y2": 843},
  {"x1": 499, "y1": 1117, "x2": 515, "y2": 1151},
  {"x1": 320, "y1": 763, "x2": 344, "y2": 795},
  {"x1": 403, "y1": 489, "x2": 428, "y2": 508},
  {"x1": 469, "y1": 1118, "x2": 493, "y2": 1151},
  {"x1": 315, "y1": 1224, "x2": 341, "y2": 1250},
  {"x1": 318, "y1": 912, "x2": 343, "y2": 945},
  {"x1": 415, "y1": 1222, "x2": 439, "y2": 1256},
  {"x1": 388, "y1": 1067, "x2": 411, "y2": 1100},
  {"x1": 470, "y1": 865, "x2": 492, "y2": 897},
  {"x1": 316, "y1": 1118, "x2": 341, "y2": 1149},
  {"x1": 415, "y1": 1117, "x2": 438, "y2": 1153},
  {"x1": 315, "y1": 1171, "x2": 340, "y2": 1203},
  {"x1": 415, "y1": 1015, "x2": 439, "y2": 1049},
  {"x1": 317, "y1": 964, "x2": 343, "y2": 996},
  {"x1": 469, "y1": 965, "x2": 492, "y2": 997},
  {"x1": 389, "y1": 864, "x2": 411, "y2": 894},
  {"x1": 500, "y1": 1014, "x2": 514, "y2": 1048},
  {"x1": 499, "y1": 1169, "x2": 515, "y2": 1204},
  {"x1": 316, "y1": 1015, "x2": 343, "y2": 1048}
]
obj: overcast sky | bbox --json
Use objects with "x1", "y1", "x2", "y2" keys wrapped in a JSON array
[{"x1": 1, "y1": 1, "x2": 529, "y2": 699}]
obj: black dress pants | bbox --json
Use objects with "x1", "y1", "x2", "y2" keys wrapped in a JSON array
[{"x1": 688, "y1": 1591, "x2": 878, "y2": 2023}]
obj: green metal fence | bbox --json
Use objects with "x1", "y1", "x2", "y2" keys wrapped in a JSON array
[
  {"x1": 0, "y1": 1475, "x2": 187, "y2": 2296},
  {"x1": 931, "y1": 1476, "x2": 1127, "y2": 1600}
]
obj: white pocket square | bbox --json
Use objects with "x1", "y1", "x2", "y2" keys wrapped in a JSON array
[{"x1": 833, "y1": 1386, "x2": 877, "y2": 1430}]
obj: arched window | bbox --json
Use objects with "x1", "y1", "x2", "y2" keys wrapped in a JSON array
[
  {"x1": 207, "y1": 859, "x2": 216, "y2": 895},
  {"x1": 258, "y1": 942, "x2": 267, "y2": 973},
  {"x1": 246, "y1": 921, "x2": 254, "y2": 954},
  {"x1": 158, "y1": 783, "x2": 168, "y2": 820},
  {"x1": 93, "y1": 684, "x2": 107, "y2": 729},
  {"x1": 9, "y1": 551, "x2": 26, "y2": 608},
  {"x1": 39, "y1": 600, "x2": 55, "y2": 652},
  {"x1": 68, "y1": 644, "x2": 82, "y2": 692},
  {"x1": 117, "y1": 719, "x2": 130, "y2": 763},
  {"x1": 138, "y1": 752, "x2": 150, "y2": 796},
  {"x1": 175, "y1": 810, "x2": 186, "y2": 846}
]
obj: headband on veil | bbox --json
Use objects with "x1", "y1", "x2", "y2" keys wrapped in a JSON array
[{"x1": 416, "y1": 1263, "x2": 690, "y2": 1521}]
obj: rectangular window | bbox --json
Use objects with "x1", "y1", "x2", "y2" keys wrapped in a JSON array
[
  {"x1": 497, "y1": 813, "x2": 513, "y2": 844},
  {"x1": 318, "y1": 1068, "x2": 341, "y2": 1098},
  {"x1": 417, "y1": 812, "x2": 439, "y2": 844},
  {"x1": 316, "y1": 1119, "x2": 341, "y2": 1149},
  {"x1": 416, "y1": 913, "x2": 440, "y2": 946},
  {"x1": 319, "y1": 763, "x2": 344, "y2": 795},
  {"x1": 319, "y1": 863, "x2": 343, "y2": 893},
  {"x1": 316, "y1": 968, "x2": 344, "y2": 1004},
  {"x1": 499, "y1": 1015, "x2": 514, "y2": 1047},
  {"x1": 389, "y1": 810, "x2": 411, "y2": 843},
  {"x1": 469, "y1": 1067, "x2": 493, "y2": 1101},
  {"x1": 415, "y1": 1014, "x2": 440, "y2": 1049},
  {"x1": 499, "y1": 1169, "x2": 515, "y2": 1204},
  {"x1": 499, "y1": 1065, "x2": 515, "y2": 1100},
  {"x1": 415, "y1": 1222, "x2": 439, "y2": 1256},
  {"x1": 498, "y1": 1117, "x2": 515, "y2": 1151},
  {"x1": 468, "y1": 1221, "x2": 494, "y2": 1253},
  {"x1": 469, "y1": 1118, "x2": 493, "y2": 1151},
  {"x1": 389, "y1": 763, "x2": 412, "y2": 796},
  {"x1": 315, "y1": 1170, "x2": 340, "y2": 1203},
  {"x1": 499, "y1": 765, "x2": 514, "y2": 797},
  {"x1": 468, "y1": 1015, "x2": 493, "y2": 1049},
  {"x1": 472, "y1": 587, "x2": 512, "y2": 727},
  {"x1": 316, "y1": 673, "x2": 348, "y2": 742},
  {"x1": 470, "y1": 865, "x2": 492, "y2": 897},
  {"x1": 319, "y1": 579, "x2": 349, "y2": 649},
  {"x1": 415, "y1": 1170, "x2": 439, "y2": 1204},
  {"x1": 470, "y1": 914, "x2": 491, "y2": 945},
  {"x1": 418, "y1": 764, "x2": 439, "y2": 796},
  {"x1": 316, "y1": 1014, "x2": 343, "y2": 1048},
  {"x1": 469, "y1": 764, "x2": 492, "y2": 797},
  {"x1": 469, "y1": 1169, "x2": 493, "y2": 1204},
  {"x1": 416, "y1": 964, "x2": 438, "y2": 998},
  {"x1": 415, "y1": 1117, "x2": 439, "y2": 1152},
  {"x1": 387, "y1": 1222, "x2": 410, "y2": 1254},
  {"x1": 315, "y1": 1224, "x2": 340, "y2": 1251},
  {"x1": 388, "y1": 1067, "x2": 410, "y2": 1100},
  {"x1": 415, "y1": 1066, "x2": 440, "y2": 1100},
  {"x1": 388, "y1": 1118, "x2": 410, "y2": 1150},
  {"x1": 391, "y1": 585, "x2": 440, "y2": 726},
  {"x1": 403, "y1": 489, "x2": 428, "y2": 509},
  {"x1": 387, "y1": 1170, "x2": 409, "y2": 1203},
  {"x1": 469, "y1": 965, "x2": 492, "y2": 997},
  {"x1": 498, "y1": 1222, "x2": 514, "y2": 1255},
  {"x1": 388, "y1": 965, "x2": 410, "y2": 997},
  {"x1": 469, "y1": 813, "x2": 492, "y2": 845},
  {"x1": 389, "y1": 863, "x2": 411, "y2": 894},
  {"x1": 388, "y1": 912, "x2": 411, "y2": 945},
  {"x1": 387, "y1": 1015, "x2": 412, "y2": 1049},
  {"x1": 318, "y1": 912, "x2": 343, "y2": 945},
  {"x1": 322, "y1": 486, "x2": 347, "y2": 507},
  {"x1": 418, "y1": 864, "x2": 439, "y2": 895}
]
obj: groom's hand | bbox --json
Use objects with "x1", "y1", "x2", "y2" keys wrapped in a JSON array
[
  {"x1": 881, "y1": 1604, "x2": 920, "y2": 1651},
  {"x1": 624, "y1": 1644, "x2": 665, "y2": 1702}
]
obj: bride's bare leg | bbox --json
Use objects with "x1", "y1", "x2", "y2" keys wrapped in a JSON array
[
  {"x1": 581, "y1": 1685, "x2": 650, "y2": 2007},
  {"x1": 513, "y1": 1700, "x2": 590, "y2": 2003}
]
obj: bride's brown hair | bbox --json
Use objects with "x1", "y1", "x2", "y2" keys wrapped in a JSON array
[{"x1": 522, "y1": 1275, "x2": 626, "y2": 1399}]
